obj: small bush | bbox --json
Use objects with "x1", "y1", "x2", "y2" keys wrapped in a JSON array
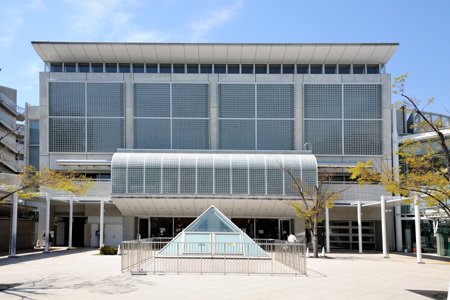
[{"x1": 100, "y1": 245, "x2": 118, "y2": 255}]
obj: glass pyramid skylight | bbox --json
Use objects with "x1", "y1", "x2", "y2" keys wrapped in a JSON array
[{"x1": 157, "y1": 206, "x2": 269, "y2": 258}]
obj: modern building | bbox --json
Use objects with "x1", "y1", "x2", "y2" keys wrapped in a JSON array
[
  {"x1": 394, "y1": 109, "x2": 450, "y2": 256},
  {"x1": 28, "y1": 42, "x2": 399, "y2": 251},
  {"x1": 0, "y1": 85, "x2": 25, "y2": 173},
  {"x1": 0, "y1": 85, "x2": 35, "y2": 253}
]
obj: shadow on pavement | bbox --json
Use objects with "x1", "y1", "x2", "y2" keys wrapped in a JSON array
[
  {"x1": 407, "y1": 289, "x2": 448, "y2": 300},
  {"x1": 0, "y1": 248, "x2": 96, "y2": 267},
  {"x1": 397, "y1": 253, "x2": 450, "y2": 263}
]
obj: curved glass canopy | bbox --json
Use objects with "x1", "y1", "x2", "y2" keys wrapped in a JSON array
[{"x1": 111, "y1": 152, "x2": 317, "y2": 197}]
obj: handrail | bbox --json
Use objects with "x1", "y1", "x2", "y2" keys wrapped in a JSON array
[{"x1": 0, "y1": 93, "x2": 25, "y2": 115}]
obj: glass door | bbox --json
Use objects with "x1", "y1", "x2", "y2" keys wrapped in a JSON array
[{"x1": 279, "y1": 219, "x2": 291, "y2": 241}]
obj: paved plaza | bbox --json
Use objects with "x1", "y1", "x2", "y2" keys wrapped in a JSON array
[{"x1": 0, "y1": 248, "x2": 449, "y2": 300}]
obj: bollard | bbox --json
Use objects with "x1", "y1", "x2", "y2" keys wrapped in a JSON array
[{"x1": 306, "y1": 247, "x2": 310, "y2": 258}]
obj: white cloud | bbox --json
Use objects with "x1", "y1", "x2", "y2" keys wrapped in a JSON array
[
  {"x1": 65, "y1": 0, "x2": 168, "y2": 42},
  {"x1": 26, "y1": 0, "x2": 45, "y2": 10},
  {"x1": 124, "y1": 31, "x2": 168, "y2": 43},
  {"x1": 189, "y1": 0, "x2": 243, "y2": 41}
]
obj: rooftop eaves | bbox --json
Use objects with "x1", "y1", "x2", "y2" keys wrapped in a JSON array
[{"x1": 31, "y1": 42, "x2": 399, "y2": 65}]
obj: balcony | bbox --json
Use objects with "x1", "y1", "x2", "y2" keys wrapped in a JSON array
[
  {"x1": 0, "y1": 93, "x2": 25, "y2": 120},
  {"x1": 48, "y1": 180, "x2": 112, "y2": 200}
]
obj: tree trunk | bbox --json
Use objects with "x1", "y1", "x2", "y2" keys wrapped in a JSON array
[{"x1": 312, "y1": 214, "x2": 319, "y2": 258}]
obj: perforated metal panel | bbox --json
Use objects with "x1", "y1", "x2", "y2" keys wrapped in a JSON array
[
  {"x1": 284, "y1": 155, "x2": 302, "y2": 196},
  {"x1": 266, "y1": 156, "x2": 284, "y2": 195},
  {"x1": 134, "y1": 119, "x2": 170, "y2": 149},
  {"x1": 197, "y1": 155, "x2": 214, "y2": 194},
  {"x1": 111, "y1": 155, "x2": 127, "y2": 193},
  {"x1": 111, "y1": 153, "x2": 318, "y2": 197},
  {"x1": 219, "y1": 84, "x2": 255, "y2": 118},
  {"x1": 344, "y1": 120, "x2": 382, "y2": 155},
  {"x1": 128, "y1": 155, "x2": 144, "y2": 193},
  {"x1": 49, "y1": 82, "x2": 124, "y2": 153},
  {"x1": 49, "y1": 118, "x2": 85, "y2": 152},
  {"x1": 172, "y1": 119, "x2": 209, "y2": 149},
  {"x1": 162, "y1": 155, "x2": 179, "y2": 194},
  {"x1": 304, "y1": 84, "x2": 342, "y2": 118},
  {"x1": 87, "y1": 83, "x2": 124, "y2": 117},
  {"x1": 172, "y1": 84, "x2": 208, "y2": 117},
  {"x1": 218, "y1": 83, "x2": 294, "y2": 151},
  {"x1": 219, "y1": 120, "x2": 255, "y2": 150},
  {"x1": 49, "y1": 82, "x2": 85, "y2": 117},
  {"x1": 134, "y1": 83, "x2": 170, "y2": 118},
  {"x1": 344, "y1": 84, "x2": 382, "y2": 119},
  {"x1": 179, "y1": 155, "x2": 196, "y2": 194},
  {"x1": 231, "y1": 156, "x2": 248, "y2": 195},
  {"x1": 304, "y1": 120, "x2": 342, "y2": 155},
  {"x1": 249, "y1": 155, "x2": 266, "y2": 195},
  {"x1": 145, "y1": 155, "x2": 161, "y2": 194},
  {"x1": 257, "y1": 84, "x2": 294, "y2": 118},
  {"x1": 87, "y1": 118, "x2": 124, "y2": 152},
  {"x1": 214, "y1": 155, "x2": 231, "y2": 195},
  {"x1": 257, "y1": 120, "x2": 294, "y2": 150}
]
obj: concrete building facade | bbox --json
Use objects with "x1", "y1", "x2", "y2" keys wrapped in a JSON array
[{"x1": 29, "y1": 42, "x2": 398, "y2": 251}]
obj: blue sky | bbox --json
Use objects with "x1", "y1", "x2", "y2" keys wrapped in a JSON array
[{"x1": 0, "y1": 0, "x2": 448, "y2": 113}]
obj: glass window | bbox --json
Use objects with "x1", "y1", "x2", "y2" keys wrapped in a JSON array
[
  {"x1": 214, "y1": 64, "x2": 226, "y2": 74},
  {"x1": 255, "y1": 64, "x2": 267, "y2": 74},
  {"x1": 282, "y1": 64, "x2": 294, "y2": 74},
  {"x1": 200, "y1": 64, "x2": 212, "y2": 74},
  {"x1": 29, "y1": 120, "x2": 40, "y2": 144},
  {"x1": 353, "y1": 64, "x2": 365, "y2": 74},
  {"x1": 338, "y1": 64, "x2": 351, "y2": 74},
  {"x1": 241, "y1": 64, "x2": 253, "y2": 74},
  {"x1": 160, "y1": 64, "x2": 172, "y2": 73},
  {"x1": 105, "y1": 63, "x2": 117, "y2": 73},
  {"x1": 325, "y1": 65, "x2": 337, "y2": 74},
  {"x1": 91, "y1": 63, "x2": 104, "y2": 73},
  {"x1": 29, "y1": 146, "x2": 40, "y2": 170},
  {"x1": 227, "y1": 64, "x2": 240, "y2": 74},
  {"x1": 366, "y1": 64, "x2": 380, "y2": 74},
  {"x1": 296, "y1": 64, "x2": 309, "y2": 74},
  {"x1": 187, "y1": 64, "x2": 199, "y2": 73},
  {"x1": 50, "y1": 63, "x2": 62, "y2": 72},
  {"x1": 64, "y1": 63, "x2": 76, "y2": 73},
  {"x1": 132, "y1": 63, "x2": 145, "y2": 73},
  {"x1": 119, "y1": 63, "x2": 131, "y2": 73},
  {"x1": 173, "y1": 64, "x2": 185, "y2": 73},
  {"x1": 269, "y1": 64, "x2": 281, "y2": 74},
  {"x1": 78, "y1": 63, "x2": 90, "y2": 73},
  {"x1": 146, "y1": 63, "x2": 158, "y2": 73},
  {"x1": 310, "y1": 64, "x2": 322, "y2": 74}
]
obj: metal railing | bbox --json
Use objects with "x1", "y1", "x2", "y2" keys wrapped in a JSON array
[
  {"x1": 121, "y1": 240, "x2": 306, "y2": 276},
  {"x1": 0, "y1": 93, "x2": 25, "y2": 115}
]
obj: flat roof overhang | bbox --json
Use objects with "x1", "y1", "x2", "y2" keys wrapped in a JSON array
[
  {"x1": 112, "y1": 196, "x2": 302, "y2": 218},
  {"x1": 32, "y1": 42, "x2": 399, "y2": 65}
]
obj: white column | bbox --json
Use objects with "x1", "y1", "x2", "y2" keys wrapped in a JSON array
[
  {"x1": 9, "y1": 193, "x2": 18, "y2": 257},
  {"x1": 357, "y1": 201, "x2": 363, "y2": 254},
  {"x1": 68, "y1": 196, "x2": 73, "y2": 249},
  {"x1": 381, "y1": 195, "x2": 388, "y2": 258},
  {"x1": 325, "y1": 207, "x2": 330, "y2": 253},
  {"x1": 395, "y1": 205, "x2": 403, "y2": 252},
  {"x1": 44, "y1": 193, "x2": 50, "y2": 253},
  {"x1": 99, "y1": 198, "x2": 104, "y2": 248},
  {"x1": 414, "y1": 195, "x2": 423, "y2": 263},
  {"x1": 392, "y1": 109, "x2": 403, "y2": 252}
]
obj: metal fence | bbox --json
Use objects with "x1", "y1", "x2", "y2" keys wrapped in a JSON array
[{"x1": 121, "y1": 239, "x2": 306, "y2": 276}]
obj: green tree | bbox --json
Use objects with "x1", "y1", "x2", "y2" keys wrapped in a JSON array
[
  {"x1": 0, "y1": 166, "x2": 93, "y2": 202},
  {"x1": 285, "y1": 169, "x2": 340, "y2": 258},
  {"x1": 350, "y1": 74, "x2": 450, "y2": 218}
]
